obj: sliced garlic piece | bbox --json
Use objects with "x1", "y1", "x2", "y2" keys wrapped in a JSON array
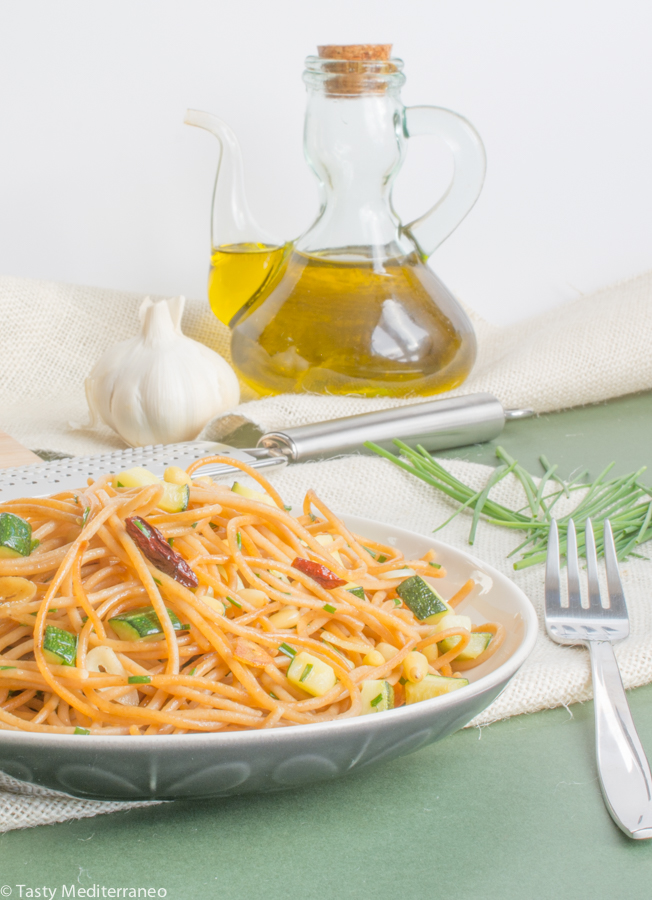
[{"x1": 85, "y1": 646, "x2": 140, "y2": 706}]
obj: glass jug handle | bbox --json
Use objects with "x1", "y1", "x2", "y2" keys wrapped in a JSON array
[{"x1": 401, "y1": 106, "x2": 486, "y2": 259}]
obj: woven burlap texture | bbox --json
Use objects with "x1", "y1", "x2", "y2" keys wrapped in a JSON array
[
  {"x1": 1, "y1": 269, "x2": 652, "y2": 453},
  {"x1": 1, "y1": 270, "x2": 652, "y2": 831}
]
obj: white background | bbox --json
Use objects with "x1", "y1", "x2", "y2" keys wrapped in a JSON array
[{"x1": 0, "y1": 0, "x2": 650, "y2": 326}]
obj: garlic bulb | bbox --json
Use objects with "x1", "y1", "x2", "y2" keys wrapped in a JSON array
[{"x1": 85, "y1": 296, "x2": 240, "y2": 446}]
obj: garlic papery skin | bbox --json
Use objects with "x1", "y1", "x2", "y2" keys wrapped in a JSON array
[{"x1": 85, "y1": 296, "x2": 240, "y2": 446}]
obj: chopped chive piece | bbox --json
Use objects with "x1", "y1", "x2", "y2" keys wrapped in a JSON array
[
  {"x1": 399, "y1": 677, "x2": 407, "y2": 685},
  {"x1": 189, "y1": 667, "x2": 197, "y2": 676},
  {"x1": 429, "y1": 561, "x2": 442, "y2": 569},
  {"x1": 74, "y1": 727, "x2": 90, "y2": 735},
  {"x1": 116, "y1": 481, "x2": 123, "y2": 488},
  {"x1": 299, "y1": 663, "x2": 313, "y2": 683},
  {"x1": 270, "y1": 691, "x2": 279, "y2": 699},
  {"x1": 167, "y1": 537, "x2": 174, "y2": 547},
  {"x1": 377, "y1": 555, "x2": 387, "y2": 564},
  {"x1": 74, "y1": 496, "x2": 79, "y2": 505},
  {"x1": 394, "y1": 598, "x2": 402, "y2": 607},
  {"x1": 82, "y1": 507, "x2": 91, "y2": 526},
  {"x1": 128, "y1": 675, "x2": 151, "y2": 684},
  {"x1": 0, "y1": 666, "x2": 16, "y2": 670},
  {"x1": 226, "y1": 596, "x2": 241, "y2": 608},
  {"x1": 153, "y1": 577, "x2": 162, "y2": 585},
  {"x1": 236, "y1": 531, "x2": 242, "y2": 550},
  {"x1": 279, "y1": 642, "x2": 296, "y2": 658},
  {"x1": 191, "y1": 522, "x2": 198, "y2": 529},
  {"x1": 323, "y1": 603, "x2": 336, "y2": 613},
  {"x1": 370, "y1": 693, "x2": 383, "y2": 707},
  {"x1": 134, "y1": 519, "x2": 148, "y2": 535},
  {"x1": 284, "y1": 505, "x2": 292, "y2": 512},
  {"x1": 364, "y1": 547, "x2": 377, "y2": 559}
]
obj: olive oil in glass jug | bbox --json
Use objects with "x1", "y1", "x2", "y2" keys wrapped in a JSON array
[{"x1": 186, "y1": 44, "x2": 486, "y2": 397}]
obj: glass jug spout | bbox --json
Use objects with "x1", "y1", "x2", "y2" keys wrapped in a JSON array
[{"x1": 184, "y1": 109, "x2": 288, "y2": 326}]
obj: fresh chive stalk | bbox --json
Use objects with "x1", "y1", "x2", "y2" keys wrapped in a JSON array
[{"x1": 366, "y1": 440, "x2": 652, "y2": 569}]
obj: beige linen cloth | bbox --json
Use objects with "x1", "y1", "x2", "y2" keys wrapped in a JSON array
[{"x1": 0, "y1": 269, "x2": 652, "y2": 832}]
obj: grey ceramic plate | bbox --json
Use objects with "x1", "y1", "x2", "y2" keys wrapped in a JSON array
[{"x1": 0, "y1": 515, "x2": 538, "y2": 801}]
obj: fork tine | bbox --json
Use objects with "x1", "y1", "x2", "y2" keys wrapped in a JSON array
[
  {"x1": 603, "y1": 519, "x2": 627, "y2": 616},
  {"x1": 566, "y1": 519, "x2": 583, "y2": 611},
  {"x1": 585, "y1": 518, "x2": 602, "y2": 609},
  {"x1": 545, "y1": 518, "x2": 561, "y2": 615}
]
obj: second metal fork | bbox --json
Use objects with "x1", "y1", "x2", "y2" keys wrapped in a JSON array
[{"x1": 545, "y1": 517, "x2": 652, "y2": 839}]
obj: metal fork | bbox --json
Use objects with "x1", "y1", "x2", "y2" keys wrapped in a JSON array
[{"x1": 545, "y1": 517, "x2": 652, "y2": 839}]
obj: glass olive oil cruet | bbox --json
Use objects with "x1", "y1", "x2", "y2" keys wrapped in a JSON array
[{"x1": 185, "y1": 44, "x2": 486, "y2": 397}]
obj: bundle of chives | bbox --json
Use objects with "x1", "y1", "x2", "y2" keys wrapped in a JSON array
[{"x1": 366, "y1": 441, "x2": 652, "y2": 570}]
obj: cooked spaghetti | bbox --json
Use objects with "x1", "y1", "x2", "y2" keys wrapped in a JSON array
[{"x1": 0, "y1": 456, "x2": 504, "y2": 735}]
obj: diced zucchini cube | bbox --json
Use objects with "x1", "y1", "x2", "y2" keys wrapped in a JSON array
[
  {"x1": 114, "y1": 468, "x2": 188, "y2": 512},
  {"x1": 359, "y1": 679, "x2": 394, "y2": 715},
  {"x1": 432, "y1": 613, "x2": 473, "y2": 635},
  {"x1": 423, "y1": 600, "x2": 454, "y2": 625},
  {"x1": 438, "y1": 632, "x2": 492, "y2": 661},
  {"x1": 405, "y1": 673, "x2": 469, "y2": 704},
  {"x1": 287, "y1": 651, "x2": 337, "y2": 697},
  {"x1": 42, "y1": 625, "x2": 77, "y2": 666},
  {"x1": 269, "y1": 568, "x2": 291, "y2": 585},
  {"x1": 396, "y1": 575, "x2": 449, "y2": 620},
  {"x1": 114, "y1": 467, "x2": 161, "y2": 488},
  {"x1": 109, "y1": 606, "x2": 188, "y2": 642},
  {"x1": 379, "y1": 567, "x2": 416, "y2": 580},
  {"x1": 0, "y1": 513, "x2": 32, "y2": 559},
  {"x1": 231, "y1": 482, "x2": 275, "y2": 506},
  {"x1": 316, "y1": 534, "x2": 344, "y2": 566},
  {"x1": 159, "y1": 482, "x2": 190, "y2": 513}
]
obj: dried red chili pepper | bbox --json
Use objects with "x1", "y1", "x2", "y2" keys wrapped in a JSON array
[
  {"x1": 291, "y1": 557, "x2": 346, "y2": 589},
  {"x1": 126, "y1": 516, "x2": 198, "y2": 589}
]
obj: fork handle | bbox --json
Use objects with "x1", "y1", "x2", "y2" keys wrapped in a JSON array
[{"x1": 589, "y1": 640, "x2": 652, "y2": 839}]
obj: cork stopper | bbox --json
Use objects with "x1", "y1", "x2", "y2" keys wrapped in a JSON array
[
  {"x1": 317, "y1": 44, "x2": 392, "y2": 61},
  {"x1": 314, "y1": 44, "x2": 396, "y2": 95}
]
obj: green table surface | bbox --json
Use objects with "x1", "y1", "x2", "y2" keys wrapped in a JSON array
[{"x1": 3, "y1": 391, "x2": 652, "y2": 899}]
